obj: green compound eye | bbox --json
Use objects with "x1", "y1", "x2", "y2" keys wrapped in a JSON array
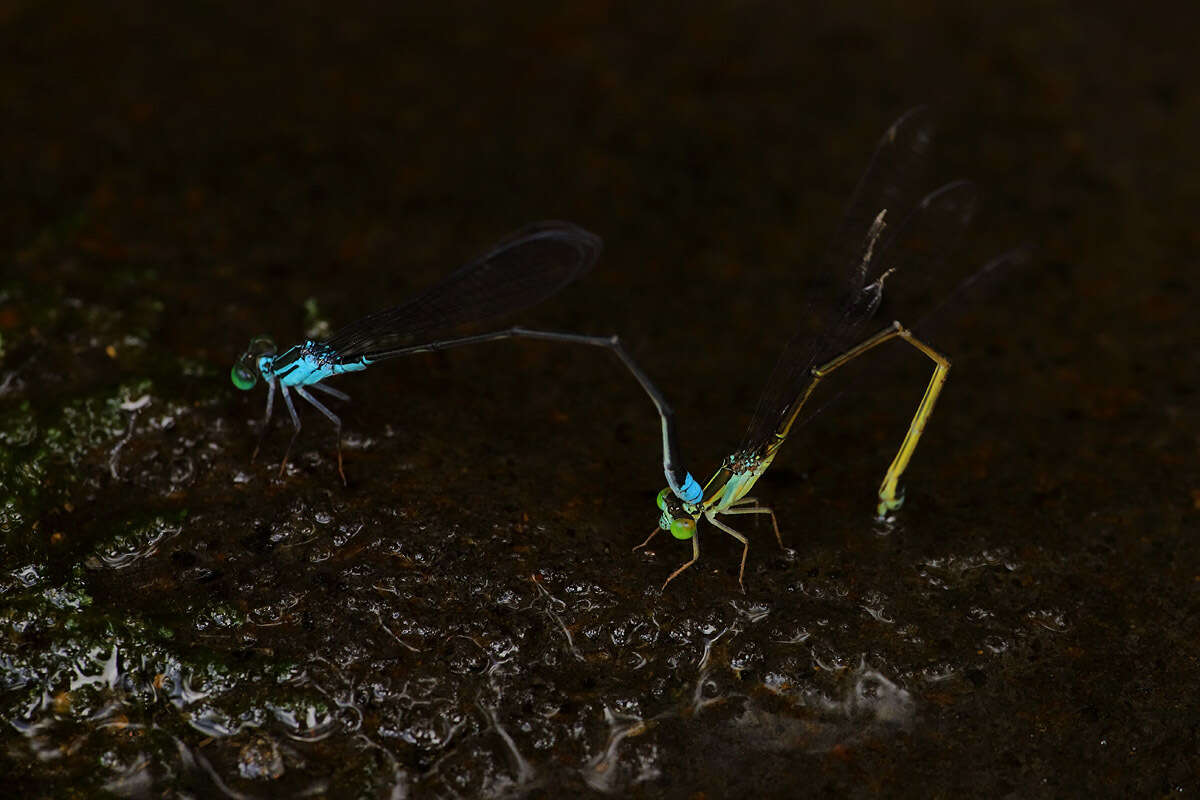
[
  {"x1": 230, "y1": 362, "x2": 258, "y2": 390},
  {"x1": 669, "y1": 518, "x2": 695, "y2": 540},
  {"x1": 656, "y1": 488, "x2": 670, "y2": 511}
]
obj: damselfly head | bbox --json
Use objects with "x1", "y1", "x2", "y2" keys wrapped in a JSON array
[
  {"x1": 230, "y1": 335, "x2": 278, "y2": 390},
  {"x1": 656, "y1": 488, "x2": 697, "y2": 541}
]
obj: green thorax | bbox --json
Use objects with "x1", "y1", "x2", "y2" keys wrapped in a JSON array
[{"x1": 701, "y1": 442, "x2": 782, "y2": 513}]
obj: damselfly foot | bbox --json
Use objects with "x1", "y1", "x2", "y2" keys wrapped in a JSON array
[
  {"x1": 633, "y1": 528, "x2": 660, "y2": 552},
  {"x1": 661, "y1": 534, "x2": 700, "y2": 592}
]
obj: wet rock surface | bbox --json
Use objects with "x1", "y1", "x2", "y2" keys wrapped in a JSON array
[{"x1": 2, "y1": 1, "x2": 1198, "y2": 796}]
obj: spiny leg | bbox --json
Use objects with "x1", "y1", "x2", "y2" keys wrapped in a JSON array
[
  {"x1": 251, "y1": 378, "x2": 277, "y2": 463},
  {"x1": 278, "y1": 384, "x2": 302, "y2": 478},
  {"x1": 295, "y1": 385, "x2": 346, "y2": 486},
  {"x1": 662, "y1": 533, "x2": 700, "y2": 592},
  {"x1": 720, "y1": 505, "x2": 784, "y2": 550},
  {"x1": 633, "y1": 528, "x2": 661, "y2": 552},
  {"x1": 707, "y1": 513, "x2": 750, "y2": 593}
]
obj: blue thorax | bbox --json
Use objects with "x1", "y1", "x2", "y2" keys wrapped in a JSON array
[{"x1": 260, "y1": 341, "x2": 369, "y2": 388}]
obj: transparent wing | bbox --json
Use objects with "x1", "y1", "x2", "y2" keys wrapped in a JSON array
[
  {"x1": 324, "y1": 221, "x2": 602, "y2": 361},
  {"x1": 736, "y1": 107, "x2": 950, "y2": 454}
]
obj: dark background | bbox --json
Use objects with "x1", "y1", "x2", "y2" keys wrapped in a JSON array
[{"x1": 2, "y1": 1, "x2": 1198, "y2": 796}]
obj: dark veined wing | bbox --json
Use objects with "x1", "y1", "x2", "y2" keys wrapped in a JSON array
[
  {"x1": 736, "y1": 108, "x2": 979, "y2": 455},
  {"x1": 323, "y1": 221, "x2": 602, "y2": 361}
]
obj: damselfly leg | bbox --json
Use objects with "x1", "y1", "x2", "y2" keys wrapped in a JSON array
[
  {"x1": 278, "y1": 384, "x2": 302, "y2": 479},
  {"x1": 704, "y1": 514, "x2": 750, "y2": 593},
  {"x1": 251, "y1": 380, "x2": 351, "y2": 484},
  {"x1": 633, "y1": 529, "x2": 661, "y2": 552},
  {"x1": 721, "y1": 499, "x2": 784, "y2": 550},
  {"x1": 292, "y1": 386, "x2": 346, "y2": 485},
  {"x1": 662, "y1": 535, "x2": 701, "y2": 592},
  {"x1": 250, "y1": 378, "x2": 277, "y2": 465}
]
